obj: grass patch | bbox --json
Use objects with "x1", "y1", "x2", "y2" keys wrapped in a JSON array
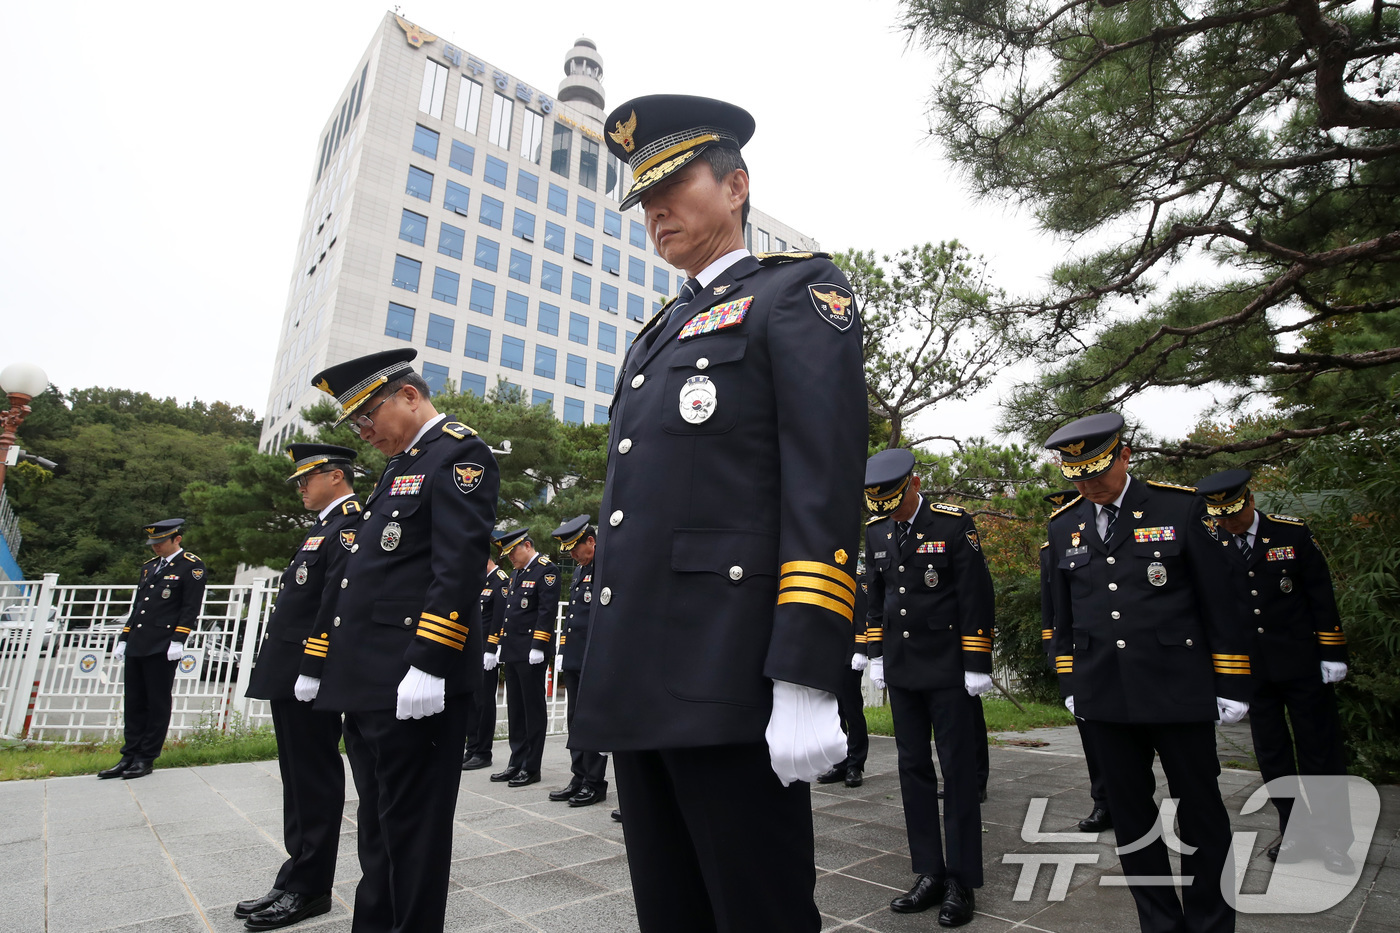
[{"x1": 864, "y1": 695, "x2": 1075, "y2": 739}]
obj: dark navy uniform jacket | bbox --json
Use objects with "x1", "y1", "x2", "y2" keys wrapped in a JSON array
[
  {"x1": 315, "y1": 419, "x2": 499, "y2": 712},
  {"x1": 864, "y1": 500, "x2": 996, "y2": 690},
  {"x1": 498, "y1": 555, "x2": 560, "y2": 664},
  {"x1": 1047, "y1": 477, "x2": 1252, "y2": 722},
  {"x1": 121, "y1": 550, "x2": 206, "y2": 657},
  {"x1": 246, "y1": 497, "x2": 362, "y2": 701},
  {"x1": 572, "y1": 253, "x2": 867, "y2": 751},
  {"x1": 1208, "y1": 512, "x2": 1347, "y2": 682},
  {"x1": 481, "y1": 564, "x2": 512, "y2": 652},
  {"x1": 559, "y1": 562, "x2": 594, "y2": 673}
]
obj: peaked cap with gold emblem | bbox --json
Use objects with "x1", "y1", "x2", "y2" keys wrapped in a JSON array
[
  {"x1": 864, "y1": 448, "x2": 917, "y2": 514},
  {"x1": 493, "y1": 527, "x2": 531, "y2": 559},
  {"x1": 285, "y1": 443, "x2": 357, "y2": 484},
  {"x1": 1044, "y1": 412, "x2": 1125, "y2": 481},
  {"x1": 551, "y1": 514, "x2": 595, "y2": 552},
  {"x1": 143, "y1": 518, "x2": 185, "y2": 545},
  {"x1": 603, "y1": 95, "x2": 755, "y2": 210},
  {"x1": 1194, "y1": 468, "x2": 1253, "y2": 515},
  {"x1": 311, "y1": 348, "x2": 417, "y2": 426}
]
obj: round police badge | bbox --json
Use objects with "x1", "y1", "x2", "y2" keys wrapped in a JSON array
[
  {"x1": 1147, "y1": 562, "x2": 1167, "y2": 587},
  {"x1": 295, "y1": 563, "x2": 309, "y2": 585},
  {"x1": 381, "y1": 521, "x2": 402, "y2": 551},
  {"x1": 521, "y1": 598, "x2": 530, "y2": 609},
  {"x1": 679, "y1": 375, "x2": 717, "y2": 424},
  {"x1": 161, "y1": 587, "x2": 172, "y2": 599},
  {"x1": 924, "y1": 567, "x2": 939, "y2": 588},
  {"x1": 1280, "y1": 576, "x2": 1294, "y2": 594}
]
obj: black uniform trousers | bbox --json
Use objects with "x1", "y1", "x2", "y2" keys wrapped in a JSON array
[
  {"x1": 889, "y1": 685, "x2": 984, "y2": 886},
  {"x1": 269, "y1": 699, "x2": 345, "y2": 894},
  {"x1": 503, "y1": 661, "x2": 547, "y2": 774},
  {"x1": 120, "y1": 653, "x2": 178, "y2": 759},
  {"x1": 973, "y1": 697, "x2": 989, "y2": 792},
  {"x1": 1076, "y1": 718, "x2": 1110, "y2": 809},
  {"x1": 341, "y1": 699, "x2": 470, "y2": 933},
  {"x1": 832, "y1": 666, "x2": 869, "y2": 771},
  {"x1": 614, "y1": 744, "x2": 819, "y2": 933},
  {"x1": 559, "y1": 670, "x2": 608, "y2": 789},
  {"x1": 1249, "y1": 676, "x2": 1351, "y2": 847},
  {"x1": 464, "y1": 667, "x2": 500, "y2": 761},
  {"x1": 1082, "y1": 720, "x2": 1234, "y2": 933}
]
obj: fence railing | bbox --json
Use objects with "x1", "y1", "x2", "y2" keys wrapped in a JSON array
[{"x1": 0, "y1": 490, "x2": 20, "y2": 559}]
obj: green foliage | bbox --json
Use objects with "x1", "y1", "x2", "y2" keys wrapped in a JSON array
[{"x1": 863, "y1": 696, "x2": 1074, "y2": 737}]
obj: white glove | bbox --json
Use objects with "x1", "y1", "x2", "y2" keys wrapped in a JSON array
[
  {"x1": 1065, "y1": 696, "x2": 1075, "y2": 716},
  {"x1": 964, "y1": 672, "x2": 994, "y2": 697},
  {"x1": 293, "y1": 675, "x2": 321, "y2": 702},
  {"x1": 1321, "y1": 661, "x2": 1348, "y2": 684},
  {"x1": 851, "y1": 652, "x2": 868, "y2": 672},
  {"x1": 765, "y1": 681, "x2": 845, "y2": 787},
  {"x1": 482, "y1": 649, "x2": 499, "y2": 671},
  {"x1": 869, "y1": 657, "x2": 885, "y2": 690},
  {"x1": 529, "y1": 648, "x2": 545, "y2": 665},
  {"x1": 113, "y1": 641, "x2": 127, "y2": 660},
  {"x1": 396, "y1": 665, "x2": 446, "y2": 720},
  {"x1": 166, "y1": 641, "x2": 183, "y2": 661},
  {"x1": 1216, "y1": 697, "x2": 1249, "y2": 724}
]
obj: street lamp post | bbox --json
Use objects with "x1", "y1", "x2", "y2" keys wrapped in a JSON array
[{"x1": 0, "y1": 362, "x2": 50, "y2": 493}]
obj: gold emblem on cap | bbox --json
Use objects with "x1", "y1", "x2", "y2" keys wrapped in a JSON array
[
  {"x1": 145, "y1": 527, "x2": 156, "y2": 535},
  {"x1": 1059, "y1": 440, "x2": 1087, "y2": 456},
  {"x1": 609, "y1": 110, "x2": 638, "y2": 153},
  {"x1": 315, "y1": 378, "x2": 332, "y2": 393},
  {"x1": 834, "y1": 549, "x2": 848, "y2": 565}
]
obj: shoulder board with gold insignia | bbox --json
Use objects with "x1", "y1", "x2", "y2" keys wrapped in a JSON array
[
  {"x1": 1146, "y1": 480, "x2": 1196, "y2": 493},
  {"x1": 1040, "y1": 541, "x2": 1050, "y2": 550},
  {"x1": 931, "y1": 502, "x2": 965, "y2": 515},
  {"x1": 183, "y1": 552, "x2": 201, "y2": 562},
  {"x1": 1049, "y1": 495, "x2": 1083, "y2": 520},
  {"x1": 341, "y1": 500, "x2": 362, "y2": 515},
  {"x1": 538, "y1": 555, "x2": 552, "y2": 565},
  {"x1": 142, "y1": 556, "x2": 158, "y2": 565},
  {"x1": 442, "y1": 421, "x2": 477, "y2": 439},
  {"x1": 756, "y1": 251, "x2": 831, "y2": 265},
  {"x1": 865, "y1": 515, "x2": 885, "y2": 526},
  {"x1": 1268, "y1": 513, "x2": 1306, "y2": 526}
]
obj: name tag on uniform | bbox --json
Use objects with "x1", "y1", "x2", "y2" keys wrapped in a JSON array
[
  {"x1": 1133, "y1": 526, "x2": 1176, "y2": 542},
  {"x1": 302, "y1": 536, "x2": 325, "y2": 551},
  {"x1": 1064, "y1": 545, "x2": 1089, "y2": 558},
  {"x1": 916, "y1": 541, "x2": 946, "y2": 554},
  {"x1": 873, "y1": 551, "x2": 887, "y2": 559},
  {"x1": 390, "y1": 474, "x2": 425, "y2": 495},
  {"x1": 1266, "y1": 547, "x2": 1296, "y2": 561}
]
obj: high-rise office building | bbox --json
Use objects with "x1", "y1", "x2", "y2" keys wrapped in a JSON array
[{"x1": 259, "y1": 12, "x2": 818, "y2": 451}]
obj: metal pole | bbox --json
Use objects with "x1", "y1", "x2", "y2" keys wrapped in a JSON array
[{"x1": 6, "y1": 572, "x2": 58, "y2": 736}]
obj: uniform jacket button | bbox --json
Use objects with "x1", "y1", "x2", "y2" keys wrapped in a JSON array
[
  {"x1": 1111, "y1": 611, "x2": 1121, "y2": 619},
  {"x1": 1106, "y1": 556, "x2": 1116, "y2": 565},
  {"x1": 1108, "y1": 583, "x2": 1117, "y2": 591},
  {"x1": 1257, "y1": 627, "x2": 1265, "y2": 634},
  {"x1": 1116, "y1": 639, "x2": 1126, "y2": 648},
  {"x1": 1250, "y1": 589, "x2": 1258, "y2": 596},
  {"x1": 340, "y1": 579, "x2": 348, "y2": 589},
  {"x1": 696, "y1": 357, "x2": 709, "y2": 370},
  {"x1": 610, "y1": 510, "x2": 624, "y2": 526},
  {"x1": 1248, "y1": 571, "x2": 1255, "y2": 577},
  {"x1": 334, "y1": 617, "x2": 341, "y2": 626},
  {"x1": 404, "y1": 617, "x2": 413, "y2": 626},
  {"x1": 352, "y1": 544, "x2": 359, "y2": 552},
  {"x1": 618, "y1": 438, "x2": 632, "y2": 453},
  {"x1": 392, "y1": 510, "x2": 400, "y2": 517},
  {"x1": 1254, "y1": 608, "x2": 1262, "y2": 615},
  {"x1": 729, "y1": 566, "x2": 743, "y2": 581},
  {"x1": 1185, "y1": 639, "x2": 1193, "y2": 647},
  {"x1": 1154, "y1": 551, "x2": 1162, "y2": 558},
  {"x1": 903, "y1": 631, "x2": 910, "y2": 638},
  {"x1": 899, "y1": 609, "x2": 907, "y2": 616},
  {"x1": 631, "y1": 374, "x2": 645, "y2": 388},
  {"x1": 898, "y1": 586, "x2": 906, "y2": 594},
  {"x1": 599, "y1": 587, "x2": 612, "y2": 605},
  {"x1": 898, "y1": 565, "x2": 905, "y2": 573},
  {"x1": 364, "y1": 510, "x2": 371, "y2": 519}
]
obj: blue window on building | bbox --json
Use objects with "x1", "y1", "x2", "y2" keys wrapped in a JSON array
[
  {"x1": 393, "y1": 255, "x2": 421, "y2": 292},
  {"x1": 596, "y1": 362, "x2": 616, "y2": 394},
  {"x1": 547, "y1": 183, "x2": 568, "y2": 215},
  {"x1": 602, "y1": 245, "x2": 620, "y2": 275},
  {"x1": 626, "y1": 292, "x2": 645, "y2": 322},
  {"x1": 483, "y1": 155, "x2": 508, "y2": 189},
  {"x1": 449, "y1": 140, "x2": 475, "y2": 174},
  {"x1": 598, "y1": 322, "x2": 617, "y2": 353},
  {"x1": 508, "y1": 248, "x2": 531, "y2": 283},
  {"x1": 563, "y1": 397, "x2": 584, "y2": 425},
  {"x1": 544, "y1": 221, "x2": 565, "y2": 254},
  {"x1": 533, "y1": 389, "x2": 555, "y2": 410},
  {"x1": 653, "y1": 266, "x2": 670, "y2": 294},
  {"x1": 575, "y1": 234, "x2": 594, "y2": 264},
  {"x1": 461, "y1": 371, "x2": 487, "y2": 397},
  {"x1": 568, "y1": 312, "x2": 589, "y2": 345},
  {"x1": 469, "y1": 279, "x2": 495, "y2": 315},
  {"x1": 566, "y1": 354, "x2": 587, "y2": 387},
  {"x1": 422, "y1": 361, "x2": 449, "y2": 395},
  {"x1": 479, "y1": 195, "x2": 503, "y2": 229},
  {"x1": 627, "y1": 329, "x2": 638, "y2": 346},
  {"x1": 426, "y1": 314, "x2": 455, "y2": 351},
  {"x1": 571, "y1": 273, "x2": 591, "y2": 304},
  {"x1": 629, "y1": 220, "x2": 646, "y2": 248},
  {"x1": 517, "y1": 169, "x2": 539, "y2": 202},
  {"x1": 501, "y1": 335, "x2": 525, "y2": 371},
  {"x1": 407, "y1": 166, "x2": 434, "y2": 201},
  {"x1": 541, "y1": 261, "x2": 563, "y2": 294},
  {"x1": 464, "y1": 324, "x2": 490, "y2": 361},
  {"x1": 438, "y1": 222, "x2": 465, "y2": 260},
  {"x1": 600, "y1": 283, "x2": 619, "y2": 313},
  {"x1": 444, "y1": 180, "x2": 470, "y2": 216},
  {"x1": 628, "y1": 256, "x2": 645, "y2": 285},
  {"x1": 538, "y1": 302, "x2": 560, "y2": 336},
  {"x1": 577, "y1": 197, "x2": 596, "y2": 228},
  {"x1": 513, "y1": 208, "x2": 535, "y2": 241},
  {"x1": 534, "y1": 345, "x2": 556, "y2": 379},
  {"x1": 475, "y1": 236, "x2": 499, "y2": 271},
  {"x1": 505, "y1": 290, "x2": 529, "y2": 325},
  {"x1": 593, "y1": 404, "x2": 609, "y2": 424},
  {"x1": 501, "y1": 380, "x2": 522, "y2": 399},
  {"x1": 604, "y1": 209, "x2": 622, "y2": 239},
  {"x1": 385, "y1": 302, "x2": 415, "y2": 340},
  {"x1": 432, "y1": 268, "x2": 460, "y2": 304},
  {"x1": 413, "y1": 124, "x2": 440, "y2": 158},
  {"x1": 400, "y1": 209, "x2": 428, "y2": 246}
]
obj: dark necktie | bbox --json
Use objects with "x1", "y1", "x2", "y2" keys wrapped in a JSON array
[
  {"x1": 153, "y1": 559, "x2": 167, "y2": 577},
  {"x1": 1236, "y1": 533, "x2": 1252, "y2": 561},
  {"x1": 897, "y1": 521, "x2": 911, "y2": 552},
  {"x1": 1101, "y1": 504, "x2": 1119, "y2": 545},
  {"x1": 665, "y1": 277, "x2": 700, "y2": 325}
]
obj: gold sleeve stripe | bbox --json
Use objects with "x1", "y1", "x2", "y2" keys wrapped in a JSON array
[
  {"x1": 780, "y1": 561, "x2": 855, "y2": 594},
  {"x1": 533, "y1": 631, "x2": 553, "y2": 640},
  {"x1": 777, "y1": 590, "x2": 853, "y2": 622},
  {"x1": 962, "y1": 645, "x2": 993, "y2": 653},
  {"x1": 1055, "y1": 664, "x2": 1073, "y2": 673},
  {"x1": 422, "y1": 611, "x2": 469, "y2": 634},
  {"x1": 122, "y1": 627, "x2": 130, "y2": 633},
  {"x1": 1041, "y1": 629, "x2": 1053, "y2": 640},
  {"x1": 962, "y1": 636, "x2": 993, "y2": 645},
  {"x1": 779, "y1": 575, "x2": 855, "y2": 607},
  {"x1": 486, "y1": 634, "x2": 500, "y2": 644},
  {"x1": 1211, "y1": 654, "x2": 1251, "y2": 662},
  {"x1": 559, "y1": 635, "x2": 567, "y2": 645},
  {"x1": 419, "y1": 620, "x2": 466, "y2": 645},
  {"x1": 1317, "y1": 634, "x2": 1347, "y2": 643},
  {"x1": 866, "y1": 626, "x2": 883, "y2": 639},
  {"x1": 418, "y1": 630, "x2": 466, "y2": 650},
  {"x1": 855, "y1": 633, "x2": 869, "y2": 644},
  {"x1": 1214, "y1": 662, "x2": 1251, "y2": 673},
  {"x1": 175, "y1": 627, "x2": 192, "y2": 634}
]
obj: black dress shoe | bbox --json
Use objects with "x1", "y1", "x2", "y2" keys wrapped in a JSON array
[
  {"x1": 122, "y1": 759, "x2": 154, "y2": 779},
  {"x1": 244, "y1": 891, "x2": 332, "y2": 930},
  {"x1": 549, "y1": 780, "x2": 583, "y2": 801},
  {"x1": 815, "y1": 765, "x2": 845, "y2": 784},
  {"x1": 461, "y1": 754, "x2": 492, "y2": 771},
  {"x1": 1319, "y1": 844, "x2": 1355, "y2": 874},
  {"x1": 569, "y1": 786, "x2": 607, "y2": 807},
  {"x1": 507, "y1": 770, "x2": 540, "y2": 787},
  {"x1": 845, "y1": 767, "x2": 864, "y2": 788},
  {"x1": 489, "y1": 767, "x2": 521, "y2": 782},
  {"x1": 610, "y1": 809, "x2": 623, "y2": 823},
  {"x1": 235, "y1": 889, "x2": 284, "y2": 919},
  {"x1": 1078, "y1": 807, "x2": 1112, "y2": 833},
  {"x1": 890, "y1": 874, "x2": 944, "y2": 913},
  {"x1": 98, "y1": 757, "x2": 134, "y2": 779},
  {"x1": 938, "y1": 878, "x2": 975, "y2": 927}
]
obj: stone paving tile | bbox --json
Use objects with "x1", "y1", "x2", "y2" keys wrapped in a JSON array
[{"x1": 473, "y1": 867, "x2": 609, "y2": 916}]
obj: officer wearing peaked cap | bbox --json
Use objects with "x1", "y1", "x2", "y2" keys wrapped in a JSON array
[
  {"x1": 571, "y1": 94, "x2": 866, "y2": 933},
  {"x1": 863, "y1": 449, "x2": 994, "y2": 926},
  {"x1": 308, "y1": 348, "x2": 499, "y2": 933},
  {"x1": 463, "y1": 555, "x2": 511, "y2": 772},
  {"x1": 1195, "y1": 468, "x2": 1353, "y2": 871},
  {"x1": 1044, "y1": 413, "x2": 1246, "y2": 933},
  {"x1": 236, "y1": 444, "x2": 361, "y2": 929},
  {"x1": 99, "y1": 519, "x2": 206, "y2": 781}
]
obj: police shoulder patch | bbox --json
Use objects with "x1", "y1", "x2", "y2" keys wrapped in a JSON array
[
  {"x1": 442, "y1": 421, "x2": 477, "y2": 439},
  {"x1": 1268, "y1": 513, "x2": 1306, "y2": 526},
  {"x1": 807, "y1": 283, "x2": 856, "y2": 332},
  {"x1": 544, "y1": 574, "x2": 557, "y2": 586},
  {"x1": 1146, "y1": 480, "x2": 1196, "y2": 493},
  {"x1": 757, "y1": 251, "x2": 831, "y2": 264},
  {"x1": 191, "y1": 568, "x2": 205, "y2": 580},
  {"x1": 453, "y1": 462, "x2": 485, "y2": 494}
]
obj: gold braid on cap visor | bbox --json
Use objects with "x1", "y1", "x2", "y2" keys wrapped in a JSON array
[
  {"x1": 864, "y1": 474, "x2": 911, "y2": 513},
  {"x1": 1058, "y1": 436, "x2": 1120, "y2": 479},
  {"x1": 1204, "y1": 489, "x2": 1249, "y2": 515},
  {"x1": 557, "y1": 530, "x2": 587, "y2": 550}
]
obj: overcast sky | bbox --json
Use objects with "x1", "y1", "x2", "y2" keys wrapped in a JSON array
[{"x1": 1, "y1": 0, "x2": 1209, "y2": 444}]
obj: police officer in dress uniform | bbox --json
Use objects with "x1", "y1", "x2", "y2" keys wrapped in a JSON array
[
  {"x1": 863, "y1": 449, "x2": 994, "y2": 927},
  {"x1": 307, "y1": 348, "x2": 498, "y2": 933},
  {"x1": 1040, "y1": 490, "x2": 1112, "y2": 834},
  {"x1": 236, "y1": 444, "x2": 361, "y2": 931},
  {"x1": 1195, "y1": 468, "x2": 1353, "y2": 872},
  {"x1": 463, "y1": 557, "x2": 511, "y2": 771},
  {"x1": 569, "y1": 95, "x2": 866, "y2": 933},
  {"x1": 547, "y1": 515, "x2": 609, "y2": 806},
  {"x1": 816, "y1": 564, "x2": 870, "y2": 788},
  {"x1": 1045, "y1": 413, "x2": 1250, "y2": 933},
  {"x1": 99, "y1": 519, "x2": 206, "y2": 780},
  {"x1": 488, "y1": 528, "x2": 559, "y2": 788}
]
